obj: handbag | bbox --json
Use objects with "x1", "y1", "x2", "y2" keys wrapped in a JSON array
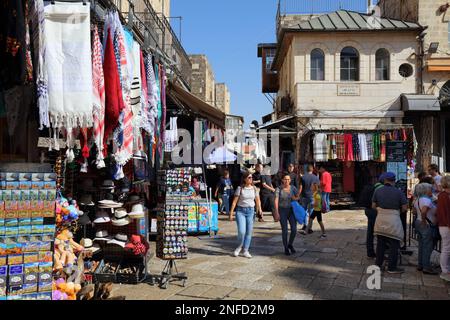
[
  {"x1": 418, "y1": 198, "x2": 441, "y2": 243},
  {"x1": 292, "y1": 201, "x2": 307, "y2": 225}
]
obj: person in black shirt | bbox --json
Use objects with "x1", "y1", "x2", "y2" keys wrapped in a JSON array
[
  {"x1": 252, "y1": 164, "x2": 262, "y2": 189},
  {"x1": 260, "y1": 166, "x2": 277, "y2": 222},
  {"x1": 287, "y1": 164, "x2": 300, "y2": 190}
]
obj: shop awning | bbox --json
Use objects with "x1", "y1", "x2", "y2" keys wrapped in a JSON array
[
  {"x1": 257, "y1": 116, "x2": 296, "y2": 131},
  {"x1": 401, "y1": 94, "x2": 440, "y2": 111},
  {"x1": 168, "y1": 80, "x2": 226, "y2": 128}
]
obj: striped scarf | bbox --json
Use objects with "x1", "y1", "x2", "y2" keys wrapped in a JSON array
[
  {"x1": 336, "y1": 134, "x2": 345, "y2": 160},
  {"x1": 160, "y1": 65, "x2": 167, "y2": 163},
  {"x1": 380, "y1": 133, "x2": 386, "y2": 162},
  {"x1": 92, "y1": 26, "x2": 106, "y2": 169},
  {"x1": 366, "y1": 134, "x2": 374, "y2": 160}
]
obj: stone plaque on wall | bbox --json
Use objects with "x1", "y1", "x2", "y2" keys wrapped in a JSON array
[{"x1": 337, "y1": 84, "x2": 360, "y2": 96}]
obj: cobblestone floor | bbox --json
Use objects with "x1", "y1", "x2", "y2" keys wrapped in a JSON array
[{"x1": 112, "y1": 210, "x2": 450, "y2": 300}]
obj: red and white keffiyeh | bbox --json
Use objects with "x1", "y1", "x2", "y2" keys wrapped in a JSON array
[{"x1": 92, "y1": 26, "x2": 106, "y2": 169}]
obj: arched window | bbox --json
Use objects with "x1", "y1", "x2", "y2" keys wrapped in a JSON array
[
  {"x1": 311, "y1": 49, "x2": 325, "y2": 81},
  {"x1": 340, "y1": 47, "x2": 359, "y2": 81},
  {"x1": 376, "y1": 48, "x2": 390, "y2": 80}
]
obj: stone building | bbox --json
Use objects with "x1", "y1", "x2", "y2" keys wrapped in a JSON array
[
  {"x1": 189, "y1": 54, "x2": 216, "y2": 106},
  {"x1": 379, "y1": 0, "x2": 450, "y2": 172},
  {"x1": 215, "y1": 83, "x2": 231, "y2": 114}
]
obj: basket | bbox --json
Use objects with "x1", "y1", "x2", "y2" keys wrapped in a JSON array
[
  {"x1": 116, "y1": 261, "x2": 145, "y2": 284},
  {"x1": 93, "y1": 259, "x2": 120, "y2": 283}
]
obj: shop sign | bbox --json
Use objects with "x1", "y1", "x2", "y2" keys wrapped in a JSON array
[
  {"x1": 386, "y1": 141, "x2": 406, "y2": 162},
  {"x1": 337, "y1": 84, "x2": 360, "y2": 96}
]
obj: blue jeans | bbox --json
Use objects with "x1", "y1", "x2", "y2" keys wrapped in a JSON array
[
  {"x1": 302, "y1": 196, "x2": 314, "y2": 217},
  {"x1": 322, "y1": 192, "x2": 330, "y2": 212},
  {"x1": 365, "y1": 208, "x2": 377, "y2": 256},
  {"x1": 415, "y1": 220, "x2": 434, "y2": 270},
  {"x1": 236, "y1": 207, "x2": 255, "y2": 251},
  {"x1": 221, "y1": 193, "x2": 232, "y2": 215},
  {"x1": 279, "y1": 207, "x2": 297, "y2": 249}
]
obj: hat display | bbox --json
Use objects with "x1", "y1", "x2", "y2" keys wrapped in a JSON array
[
  {"x1": 111, "y1": 208, "x2": 131, "y2": 226},
  {"x1": 79, "y1": 194, "x2": 95, "y2": 206},
  {"x1": 97, "y1": 200, "x2": 123, "y2": 209},
  {"x1": 100, "y1": 180, "x2": 116, "y2": 190},
  {"x1": 77, "y1": 211, "x2": 91, "y2": 226},
  {"x1": 93, "y1": 211, "x2": 111, "y2": 224},
  {"x1": 93, "y1": 230, "x2": 113, "y2": 242},
  {"x1": 129, "y1": 204, "x2": 145, "y2": 219},
  {"x1": 107, "y1": 233, "x2": 128, "y2": 248},
  {"x1": 80, "y1": 239, "x2": 101, "y2": 254},
  {"x1": 127, "y1": 195, "x2": 141, "y2": 203}
]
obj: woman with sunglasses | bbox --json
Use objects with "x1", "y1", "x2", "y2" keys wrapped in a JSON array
[
  {"x1": 275, "y1": 174, "x2": 300, "y2": 255},
  {"x1": 229, "y1": 171, "x2": 262, "y2": 258}
]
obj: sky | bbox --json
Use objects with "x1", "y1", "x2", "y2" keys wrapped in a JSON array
[{"x1": 170, "y1": 0, "x2": 371, "y2": 127}]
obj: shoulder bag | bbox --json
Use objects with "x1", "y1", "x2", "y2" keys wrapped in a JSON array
[{"x1": 418, "y1": 198, "x2": 441, "y2": 244}]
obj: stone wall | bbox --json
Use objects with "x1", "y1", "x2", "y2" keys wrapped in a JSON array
[
  {"x1": 215, "y1": 83, "x2": 231, "y2": 114},
  {"x1": 189, "y1": 55, "x2": 216, "y2": 106}
]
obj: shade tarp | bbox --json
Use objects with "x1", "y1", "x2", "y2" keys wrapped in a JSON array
[{"x1": 207, "y1": 146, "x2": 237, "y2": 164}]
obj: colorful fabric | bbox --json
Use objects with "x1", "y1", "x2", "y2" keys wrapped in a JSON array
[
  {"x1": 352, "y1": 134, "x2": 360, "y2": 161},
  {"x1": 43, "y1": 2, "x2": 93, "y2": 133},
  {"x1": 92, "y1": 26, "x2": 106, "y2": 168},
  {"x1": 373, "y1": 133, "x2": 380, "y2": 161},
  {"x1": 313, "y1": 133, "x2": 328, "y2": 162},
  {"x1": 154, "y1": 63, "x2": 162, "y2": 161},
  {"x1": 380, "y1": 133, "x2": 386, "y2": 162},
  {"x1": 329, "y1": 134, "x2": 337, "y2": 159},
  {"x1": 336, "y1": 134, "x2": 345, "y2": 160},
  {"x1": 160, "y1": 65, "x2": 167, "y2": 162},
  {"x1": 366, "y1": 134, "x2": 374, "y2": 160},
  {"x1": 343, "y1": 161, "x2": 355, "y2": 192},
  {"x1": 344, "y1": 134, "x2": 354, "y2": 162},
  {"x1": 103, "y1": 30, "x2": 124, "y2": 149}
]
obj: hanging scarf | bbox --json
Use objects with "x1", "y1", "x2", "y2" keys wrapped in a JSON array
[
  {"x1": 380, "y1": 133, "x2": 387, "y2": 162},
  {"x1": 92, "y1": 26, "x2": 106, "y2": 169},
  {"x1": 30, "y1": 0, "x2": 48, "y2": 129},
  {"x1": 145, "y1": 54, "x2": 158, "y2": 136},
  {"x1": 160, "y1": 65, "x2": 167, "y2": 163},
  {"x1": 344, "y1": 134, "x2": 354, "y2": 162},
  {"x1": 43, "y1": 2, "x2": 93, "y2": 134},
  {"x1": 154, "y1": 63, "x2": 162, "y2": 162},
  {"x1": 366, "y1": 134, "x2": 374, "y2": 161},
  {"x1": 103, "y1": 30, "x2": 124, "y2": 152},
  {"x1": 373, "y1": 133, "x2": 380, "y2": 161},
  {"x1": 336, "y1": 134, "x2": 345, "y2": 160},
  {"x1": 140, "y1": 51, "x2": 151, "y2": 134}
]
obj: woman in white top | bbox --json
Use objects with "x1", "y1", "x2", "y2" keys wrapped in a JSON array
[
  {"x1": 414, "y1": 183, "x2": 438, "y2": 274},
  {"x1": 229, "y1": 172, "x2": 262, "y2": 258}
]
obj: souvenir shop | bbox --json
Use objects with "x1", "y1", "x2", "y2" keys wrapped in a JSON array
[
  {"x1": 0, "y1": 0, "x2": 220, "y2": 300},
  {"x1": 300, "y1": 126, "x2": 416, "y2": 205}
]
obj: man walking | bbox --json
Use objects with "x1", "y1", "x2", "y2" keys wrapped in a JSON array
[
  {"x1": 287, "y1": 164, "x2": 300, "y2": 190},
  {"x1": 319, "y1": 166, "x2": 332, "y2": 213},
  {"x1": 301, "y1": 165, "x2": 320, "y2": 231},
  {"x1": 260, "y1": 166, "x2": 276, "y2": 222},
  {"x1": 372, "y1": 172, "x2": 408, "y2": 274}
]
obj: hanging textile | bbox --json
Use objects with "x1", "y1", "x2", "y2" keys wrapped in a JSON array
[
  {"x1": 139, "y1": 50, "x2": 150, "y2": 133},
  {"x1": 165, "y1": 117, "x2": 178, "y2": 152},
  {"x1": 43, "y1": 2, "x2": 93, "y2": 134},
  {"x1": 352, "y1": 134, "x2": 360, "y2": 161},
  {"x1": 145, "y1": 53, "x2": 158, "y2": 137},
  {"x1": 344, "y1": 134, "x2": 354, "y2": 162},
  {"x1": 373, "y1": 133, "x2": 380, "y2": 161},
  {"x1": 366, "y1": 133, "x2": 374, "y2": 161},
  {"x1": 103, "y1": 30, "x2": 124, "y2": 151},
  {"x1": 336, "y1": 134, "x2": 345, "y2": 160},
  {"x1": 343, "y1": 161, "x2": 355, "y2": 193},
  {"x1": 329, "y1": 134, "x2": 337, "y2": 160},
  {"x1": 29, "y1": 0, "x2": 48, "y2": 129},
  {"x1": 358, "y1": 133, "x2": 369, "y2": 161},
  {"x1": 92, "y1": 26, "x2": 106, "y2": 168},
  {"x1": 380, "y1": 133, "x2": 386, "y2": 162},
  {"x1": 313, "y1": 133, "x2": 328, "y2": 162},
  {"x1": 160, "y1": 65, "x2": 167, "y2": 163}
]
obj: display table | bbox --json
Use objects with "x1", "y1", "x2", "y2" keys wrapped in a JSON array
[{"x1": 186, "y1": 200, "x2": 219, "y2": 235}]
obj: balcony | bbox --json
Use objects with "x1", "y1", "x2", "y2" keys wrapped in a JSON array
[{"x1": 107, "y1": 0, "x2": 192, "y2": 88}]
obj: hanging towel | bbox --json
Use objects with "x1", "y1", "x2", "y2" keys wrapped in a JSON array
[
  {"x1": 366, "y1": 134, "x2": 374, "y2": 161},
  {"x1": 103, "y1": 30, "x2": 124, "y2": 150},
  {"x1": 43, "y1": 2, "x2": 93, "y2": 132},
  {"x1": 358, "y1": 133, "x2": 369, "y2": 161},
  {"x1": 313, "y1": 133, "x2": 328, "y2": 162},
  {"x1": 336, "y1": 134, "x2": 345, "y2": 160},
  {"x1": 380, "y1": 133, "x2": 386, "y2": 162},
  {"x1": 344, "y1": 134, "x2": 354, "y2": 162},
  {"x1": 92, "y1": 26, "x2": 106, "y2": 168}
]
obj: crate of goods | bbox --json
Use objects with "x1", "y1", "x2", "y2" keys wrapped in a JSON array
[
  {"x1": 93, "y1": 259, "x2": 120, "y2": 283},
  {"x1": 116, "y1": 261, "x2": 144, "y2": 285}
]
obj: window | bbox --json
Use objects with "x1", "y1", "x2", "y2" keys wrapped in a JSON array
[
  {"x1": 265, "y1": 49, "x2": 276, "y2": 74},
  {"x1": 311, "y1": 49, "x2": 325, "y2": 80},
  {"x1": 399, "y1": 63, "x2": 413, "y2": 78},
  {"x1": 375, "y1": 48, "x2": 390, "y2": 80},
  {"x1": 340, "y1": 47, "x2": 359, "y2": 81}
]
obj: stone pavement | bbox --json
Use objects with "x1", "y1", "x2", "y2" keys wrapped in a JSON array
[{"x1": 113, "y1": 210, "x2": 450, "y2": 300}]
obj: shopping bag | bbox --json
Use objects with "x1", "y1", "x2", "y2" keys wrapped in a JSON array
[{"x1": 292, "y1": 201, "x2": 307, "y2": 225}]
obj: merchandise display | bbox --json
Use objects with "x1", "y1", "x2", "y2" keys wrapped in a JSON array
[
  {"x1": 156, "y1": 203, "x2": 188, "y2": 260},
  {"x1": 0, "y1": 172, "x2": 56, "y2": 300}
]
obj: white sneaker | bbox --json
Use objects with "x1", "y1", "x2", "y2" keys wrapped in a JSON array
[
  {"x1": 243, "y1": 251, "x2": 252, "y2": 259},
  {"x1": 233, "y1": 247, "x2": 242, "y2": 257},
  {"x1": 440, "y1": 273, "x2": 450, "y2": 282}
]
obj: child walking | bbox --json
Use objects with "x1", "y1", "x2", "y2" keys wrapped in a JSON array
[{"x1": 301, "y1": 183, "x2": 327, "y2": 238}]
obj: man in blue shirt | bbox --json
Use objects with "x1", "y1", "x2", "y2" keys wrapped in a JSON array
[{"x1": 215, "y1": 169, "x2": 234, "y2": 216}]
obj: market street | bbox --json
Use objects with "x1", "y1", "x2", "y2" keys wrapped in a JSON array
[{"x1": 114, "y1": 210, "x2": 450, "y2": 300}]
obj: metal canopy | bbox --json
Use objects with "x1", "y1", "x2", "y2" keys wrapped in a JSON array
[{"x1": 401, "y1": 94, "x2": 441, "y2": 112}]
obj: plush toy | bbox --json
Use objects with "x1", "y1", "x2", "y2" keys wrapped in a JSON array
[
  {"x1": 53, "y1": 230, "x2": 84, "y2": 271},
  {"x1": 53, "y1": 278, "x2": 81, "y2": 300},
  {"x1": 55, "y1": 196, "x2": 80, "y2": 225}
]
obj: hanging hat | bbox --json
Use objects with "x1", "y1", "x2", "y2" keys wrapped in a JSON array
[
  {"x1": 93, "y1": 230, "x2": 113, "y2": 242},
  {"x1": 77, "y1": 211, "x2": 91, "y2": 226},
  {"x1": 79, "y1": 194, "x2": 95, "y2": 206},
  {"x1": 125, "y1": 235, "x2": 148, "y2": 256},
  {"x1": 127, "y1": 195, "x2": 142, "y2": 203},
  {"x1": 111, "y1": 208, "x2": 131, "y2": 226},
  {"x1": 80, "y1": 239, "x2": 101, "y2": 254},
  {"x1": 104, "y1": 193, "x2": 114, "y2": 201},
  {"x1": 100, "y1": 180, "x2": 116, "y2": 190},
  {"x1": 98, "y1": 199, "x2": 123, "y2": 209},
  {"x1": 129, "y1": 204, "x2": 145, "y2": 219},
  {"x1": 107, "y1": 233, "x2": 128, "y2": 248},
  {"x1": 93, "y1": 211, "x2": 111, "y2": 224}
]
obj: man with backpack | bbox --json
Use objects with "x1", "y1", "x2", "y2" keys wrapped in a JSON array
[{"x1": 358, "y1": 174, "x2": 385, "y2": 258}]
